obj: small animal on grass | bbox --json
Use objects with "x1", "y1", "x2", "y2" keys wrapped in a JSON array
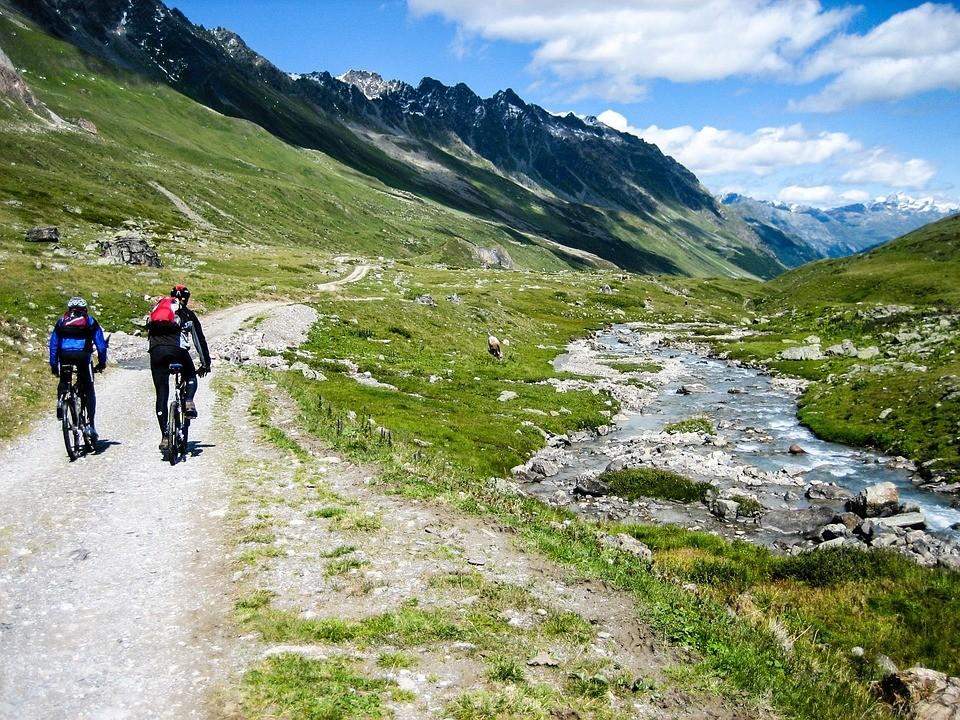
[{"x1": 488, "y1": 335, "x2": 503, "y2": 359}]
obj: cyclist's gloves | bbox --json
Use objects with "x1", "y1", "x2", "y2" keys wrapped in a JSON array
[
  {"x1": 94, "y1": 362, "x2": 106, "y2": 374},
  {"x1": 197, "y1": 364, "x2": 211, "y2": 378}
]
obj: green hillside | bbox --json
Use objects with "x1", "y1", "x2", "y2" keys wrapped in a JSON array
[{"x1": 766, "y1": 213, "x2": 960, "y2": 307}]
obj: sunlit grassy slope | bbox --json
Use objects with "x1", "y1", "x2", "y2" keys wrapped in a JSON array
[{"x1": 765, "y1": 213, "x2": 960, "y2": 308}]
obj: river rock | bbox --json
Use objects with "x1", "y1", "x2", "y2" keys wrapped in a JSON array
[
  {"x1": 99, "y1": 233, "x2": 161, "y2": 267},
  {"x1": 833, "y1": 512, "x2": 862, "y2": 530},
  {"x1": 819, "y1": 523, "x2": 850, "y2": 541},
  {"x1": 599, "y1": 533, "x2": 653, "y2": 563},
  {"x1": 573, "y1": 475, "x2": 611, "y2": 497},
  {"x1": 711, "y1": 498, "x2": 739, "y2": 520},
  {"x1": 605, "y1": 458, "x2": 627, "y2": 473},
  {"x1": 849, "y1": 481, "x2": 900, "y2": 518},
  {"x1": 788, "y1": 444, "x2": 806, "y2": 455},
  {"x1": 530, "y1": 459, "x2": 560, "y2": 478},
  {"x1": 875, "y1": 667, "x2": 960, "y2": 720},
  {"x1": 873, "y1": 512, "x2": 926, "y2": 530},
  {"x1": 25, "y1": 226, "x2": 60, "y2": 242},
  {"x1": 781, "y1": 345, "x2": 824, "y2": 361},
  {"x1": 676, "y1": 383, "x2": 708, "y2": 395},
  {"x1": 806, "y1": 483, "x2": 854, "y2": 501}
]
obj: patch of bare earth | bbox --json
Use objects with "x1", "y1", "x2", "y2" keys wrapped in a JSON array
[{"x1": 222, "y1": 374, "x2": 772, "y2": 719}]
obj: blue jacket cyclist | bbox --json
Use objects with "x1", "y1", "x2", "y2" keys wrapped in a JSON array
[{"x1": 49, "y1": 296, "x2": 108, "y2": 440}]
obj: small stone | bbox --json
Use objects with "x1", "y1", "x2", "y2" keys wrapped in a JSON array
[
  {"x1": 498, "y1": 390, "x2": 518, "y2": 402},
  {"x1": 527, "y1": 651, "x2": 559, "y2": 667}
]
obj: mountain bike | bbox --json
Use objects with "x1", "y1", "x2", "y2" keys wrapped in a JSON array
[
  {"x1": 165, "y1": 362, "x2": 190, "y2": 465},
  {"x1": 59, "y1": 364, "x2": 96, "y2": 461}
]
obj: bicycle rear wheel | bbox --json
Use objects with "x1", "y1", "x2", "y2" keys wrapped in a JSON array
[
  {"x1": 62, "y1": 398, "x2": 79, "y2": 461},
  {"x1": 79, "y1": 406, "x2": 95, "y2": 454},
  {"x1": 167, "y1": 400, "x2": 180, "y2": 466}
]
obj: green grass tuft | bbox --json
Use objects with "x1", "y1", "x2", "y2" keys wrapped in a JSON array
[{"x1": 601, "y1": 468, "x2": 714, "y2": 503}]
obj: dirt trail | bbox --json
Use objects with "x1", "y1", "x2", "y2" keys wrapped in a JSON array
[{"x1": 0, "y1": 302, "x2": 287, "y2": 719}]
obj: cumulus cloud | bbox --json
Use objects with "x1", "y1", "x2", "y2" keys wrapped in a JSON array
[
  {"x1": 409, "y1": 0, "x2": 852, "y2": 99},
  {"x1": 600, "y1": 110, "x2": 941, "y2": 203},
  {"x1": 841, "y1": 150, "x2": 936, "y2": 189},
  {"x1": 598, "y1": 110, "x2": 859, "y2": 176},
  {"x1": 791, "y1": 3, "x2": 960, "y2": 111}
]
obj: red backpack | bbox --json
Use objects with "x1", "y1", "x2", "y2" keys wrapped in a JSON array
[{"x1": 149, "y1": 297, "x2": 181, "y2": 330}]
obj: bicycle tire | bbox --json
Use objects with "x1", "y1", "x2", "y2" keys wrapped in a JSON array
[
  {"x1": 79, "y1": 405, "x2": 95, "y2": 454},
  {"x1": 62, "y1": 397, "x2": 78, "y2": 461},
  {"x1": 168, "y1": 400, "x2": 179, "y2": 465}
]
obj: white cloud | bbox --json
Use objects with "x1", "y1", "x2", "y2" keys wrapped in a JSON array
[
  {"x1": 598, "y1": 111, "x2": 859, "y2": 176},
  {"x1": 777, "y1": 185, "x2": 836, "y2": 205},
  {"x1": 600, "y1": 110, "x2": 943, "y2": 203},
  {"x1": 409, "y1": 0, "x2": 852, "y2": 100},
  {"x1": 792, "y1": 3, "x2": 960, "y2": 111},
  {"x1": 841, "y1": 150, "x2": 936, "y2": 189}
]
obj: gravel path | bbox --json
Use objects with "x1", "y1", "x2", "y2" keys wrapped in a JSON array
[{"x1": 0, "y1": 302, "x2": 284, "y2": 720}]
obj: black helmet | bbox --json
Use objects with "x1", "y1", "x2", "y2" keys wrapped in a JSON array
[{"x1": 171, "y1": 284, "x2": 191, "y2": 301}]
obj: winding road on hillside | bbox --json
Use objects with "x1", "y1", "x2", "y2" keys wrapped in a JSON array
[{"x1": 0, "y1": 266, "x2": 371, "y2": 719}]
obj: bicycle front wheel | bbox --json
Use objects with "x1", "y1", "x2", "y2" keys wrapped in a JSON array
[
  {"x1": 62, "y1": 399, "x2": 79, "y2": 461},
  {"x1": 167, "y1": 401, "x2": 179, "y2": 466}
]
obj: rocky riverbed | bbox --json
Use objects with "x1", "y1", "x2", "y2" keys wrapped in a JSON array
[{"x1": 515, "y1": 324, "x2": 960, "y2": 569}]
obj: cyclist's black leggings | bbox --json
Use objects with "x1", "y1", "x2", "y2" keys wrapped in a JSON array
[
  {"x1": 58, "y1": 351, "x2": 96, "y2": 423},
  {"x1": 149, "y1": 346, "x2": 197, "y2": 432}
]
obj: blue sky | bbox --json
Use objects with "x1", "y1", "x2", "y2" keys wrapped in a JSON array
[{"x1": 173, "y1": 1, "x2": 960, "y2": 209}]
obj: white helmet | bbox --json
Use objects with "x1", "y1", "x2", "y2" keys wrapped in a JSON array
[{"x1": 67, "y1": 296, "x2": 88, "y2": 310}]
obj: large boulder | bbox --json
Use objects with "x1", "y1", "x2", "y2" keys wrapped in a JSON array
[
  {"x1": 530, "y1": 459, "x2": 560, "y2": 478},
  {"x1": 875, "y1": 667, "x2": 960, "y2": 720},
  {"x1": 781, "y1": 345, "x2": 824, "y2": 361},
  {"x1": 573, "y1": 475, "x2": 611, "y2": 497},
  {"x1": 99, "y1": 232, "x2": 161, "y2": 267},
  {"x1": 599, "y1": 533, "x2": 652, "y2": 563},
  {"x1": 848, "y1": 481, "x2": 900, "y2": 518},
  {"x1": 25, "y1": 226, "x2": 60, "y2": 243}
]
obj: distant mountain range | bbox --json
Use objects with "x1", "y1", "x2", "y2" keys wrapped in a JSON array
[
  {"x1": 721, "y1": 192, "x2": 959, "y2": 260},
  {"x1": 4, "y1": 0, "x2": 789, "y2": 278}
]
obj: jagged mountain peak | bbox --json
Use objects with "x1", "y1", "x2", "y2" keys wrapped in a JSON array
[{"x1": 336, "y1": 69, "x2": 404, "y2": 100}]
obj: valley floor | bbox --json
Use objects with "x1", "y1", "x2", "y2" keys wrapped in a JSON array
[{"x1": 0, "y1": 302, "x2": 765, "y2": 720}]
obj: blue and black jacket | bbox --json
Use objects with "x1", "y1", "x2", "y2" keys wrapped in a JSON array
[{"x1": 49, "y1": 313, "x2": 108, "y2": 370}]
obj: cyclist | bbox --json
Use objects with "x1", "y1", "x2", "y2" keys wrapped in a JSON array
[
  {"x1": 49, "y1": 296, "x2": 108, "y2": 441},
  {"x1": 147, "y1": 284, "x2": 211, "y2": 451}
]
